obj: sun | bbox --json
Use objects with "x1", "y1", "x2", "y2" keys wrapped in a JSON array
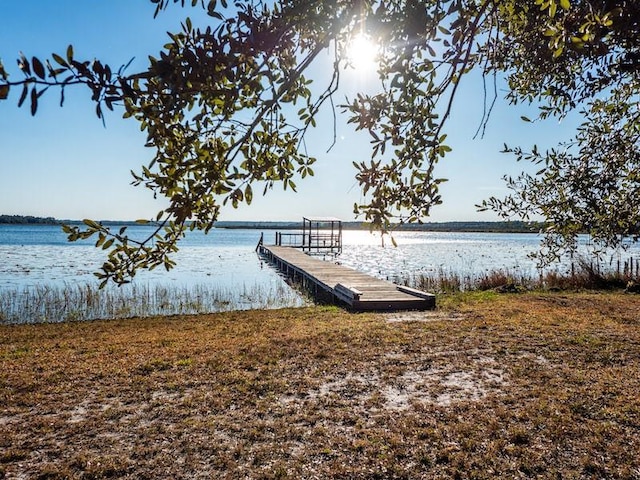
[{"x1": 346, "y1": 34, "x2": 379, "y2": 71}]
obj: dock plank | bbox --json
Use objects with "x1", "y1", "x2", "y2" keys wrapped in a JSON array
[{"x1": 260, "y1": 245, "x2": 435, "y2": 311}]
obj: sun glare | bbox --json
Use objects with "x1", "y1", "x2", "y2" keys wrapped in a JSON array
[{"x1": 347, "y1": 34, "x2": 379, "y2": 71}]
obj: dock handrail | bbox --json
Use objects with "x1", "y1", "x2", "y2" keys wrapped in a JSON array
[
  {"x1": 269, "y1": 217, "x2": 343, "y2": 255},
  {"x1": 276, "y1": 232, "x2": 304, "y2": 247}
]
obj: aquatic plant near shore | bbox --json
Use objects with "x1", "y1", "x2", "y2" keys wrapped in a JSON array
[
  {"x1": 0, "y1": 280, "x2": 308, "y2": 325},
  {"x1": 404, "y1": 257, "x2": 640, "y2": 294},
  {"x1": 3, "y1": 256, "x2": 639, "y2": 324}
]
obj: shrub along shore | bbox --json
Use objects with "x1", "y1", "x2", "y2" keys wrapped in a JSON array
[{"x1": 1, "y1": 292, "x2": 639, "y2": 478}]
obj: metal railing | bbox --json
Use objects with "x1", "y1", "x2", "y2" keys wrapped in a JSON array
[
  {"x1": 275, "y1": 232, "x2": 304, "y2": 247},
  {"x1": 274, "y1": 231, "x2": 341, "y2": 254}
]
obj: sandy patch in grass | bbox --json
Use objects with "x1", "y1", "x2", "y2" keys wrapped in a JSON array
[
  {"x1": 280, "y1": 351, "x2": 508, "y2": 411},
  {"x1": 383, "y1": 310, "x2": 465, "y2": 323}
]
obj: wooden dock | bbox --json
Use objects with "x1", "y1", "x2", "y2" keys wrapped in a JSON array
[{"x1": 259, "y1": 245, "x2": 435, "y2": 311}]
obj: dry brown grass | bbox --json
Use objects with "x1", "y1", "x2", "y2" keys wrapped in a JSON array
[{"x1": 1, "y1": 293, "x2": 640, "y2": 479}]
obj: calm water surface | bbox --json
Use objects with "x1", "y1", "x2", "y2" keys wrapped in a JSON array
[
  {"x1": 3, "y1": 224, "x2": 640, "y2": 322},
  {"x1": 0, "y1": 225, "x2": 274, "y2": 290},
  {"x1": 2, "y1": 224, "x2": 638, "y2": 291},
  {"x1": 1, "y1": 225, "x2": 301, "y2": 321}
]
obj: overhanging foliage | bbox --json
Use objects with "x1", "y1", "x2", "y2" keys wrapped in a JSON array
[{"x1": 1, "y1": 0, "x2": 638, "y2": 284}]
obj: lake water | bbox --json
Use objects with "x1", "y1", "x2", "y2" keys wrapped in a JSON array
[
  {"x1": 1, "y1": 224, "x2": 639, "y2": 322},
  {"x1": 3, "y1": 224, "x2": 640, "y2": 289},
  {"x1": 0, "y1": 225, "x2": 279, "y2": 290}
]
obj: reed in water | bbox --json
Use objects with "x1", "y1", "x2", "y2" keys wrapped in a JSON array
[
  {"x1": 0, "y1": 280, "x2": 307, "y2": 324},
  {"x1": 403, "y1": 257, "x2": 640, "y2": 294}
]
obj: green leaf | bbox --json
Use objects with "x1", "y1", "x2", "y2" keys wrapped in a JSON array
[
  {"x1": 30, "y1": 87, "x2": 38, "y2": 115},
  {"x1": 95, "y1": 233, "x2": 106, "y2": 248},
  {"x1": 0, "y1": 84, "x2": 8, "y2": 100},
  {"x1": 32, "y1": 57, "x2": 45, "y2": 79},
  {"x1": 52, "y1": 52, "x2": 68, "y2": 67},
  {"x1": 17, "y1": 84, "x2": 28, "y2": 108},
  {"x1": 83, "y1": 219, "x2": 102, "y2": 230},
  {"x1": 559, "y1": 0, "x2": 570, "y2": 10},
  {"x1": 66, "y1": 44, "x2": 74, "y2": 63},
  {"x1": 207, "y1": 0, "x2": 217, "y2": 16},
  {"x1": 18, "y1": 53, "x2": 30, "y2": 75}
]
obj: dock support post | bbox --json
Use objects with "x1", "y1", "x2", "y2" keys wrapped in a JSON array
[{"x1": 255, "y1": 232, "x2": 264, "y2": 252}]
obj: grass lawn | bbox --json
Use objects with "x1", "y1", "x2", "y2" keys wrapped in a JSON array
[{"x1": 1, "y1": 292, "x2": 639, "y2": 479}]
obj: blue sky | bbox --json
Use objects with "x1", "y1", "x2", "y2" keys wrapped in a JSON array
[{"x1": 0, "y1": 1, "x2": 581, "y2": 222}]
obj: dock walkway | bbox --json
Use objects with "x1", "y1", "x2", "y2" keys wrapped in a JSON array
[{"x1": 260, "y1": 245, "x2": 435, "y2": 311}]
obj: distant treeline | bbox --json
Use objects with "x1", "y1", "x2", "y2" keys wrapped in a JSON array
[
  {"x1": 1, "y1": 215, "x2": 545, "y2": 234},
  {"x1": 216, "y1": 220, "x2": 546, "y2": 233},
  {"x1": 0, "y1": 216, "x2": 148, "y2": 227},
  {"x1": 0, "y1": 215, "x2": 61, "y2": 225},
  {"x1": 389, "y1": 221, "x2": 546, "y2": 233}
]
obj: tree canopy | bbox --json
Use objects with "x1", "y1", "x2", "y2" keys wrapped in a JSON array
[
  {"x1": 1, "y1": 0, "x2": 638, "y2": 285},
  {"x1": 479, "y1": 0, "x2": 640, "y2": 263}
]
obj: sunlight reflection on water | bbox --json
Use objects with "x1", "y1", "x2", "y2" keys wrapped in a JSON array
[
  {"x1": 337, "y1": 231, "x2": 547, "y2": 282},
  {"x1": 2, "y1": 226, "x2": 640, "y2": 292}
]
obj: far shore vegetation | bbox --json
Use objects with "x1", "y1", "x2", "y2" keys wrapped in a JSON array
[
  {"x1": 1, "y1": 214, "x2": 546, "y2": 233},
  {"x1": 1, "y1": 292, "x2": 639, "y2": 478},
  {"x1": 0, "y1": 214, "x2": 61, "y2": 225}
]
